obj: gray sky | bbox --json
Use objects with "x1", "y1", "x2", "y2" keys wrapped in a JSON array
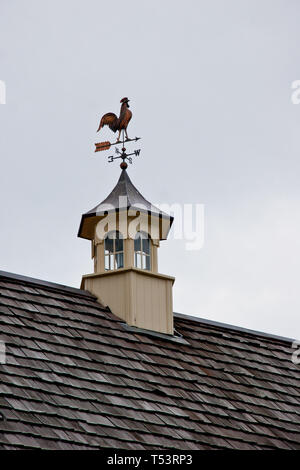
[{"x1": 0, "y1": 0, "x2": 299, "y2": 338}]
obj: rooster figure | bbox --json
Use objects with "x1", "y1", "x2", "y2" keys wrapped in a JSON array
[{"x1": 97, "y1": 97, "x2": 132, "y2": 142}]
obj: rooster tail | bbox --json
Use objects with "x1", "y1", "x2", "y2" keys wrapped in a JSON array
[{"x1": 97, "y1": 112, "x2": 118, "y2": 133}]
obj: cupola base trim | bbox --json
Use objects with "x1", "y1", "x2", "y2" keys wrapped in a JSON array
[{"x1": 81, "y1": 267, "x2": 174, "y2": 335}]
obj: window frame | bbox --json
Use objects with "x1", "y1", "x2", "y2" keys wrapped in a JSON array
[
  {"x1": 134, "y1": 231, "x2": 151, "y2": 271},
  {"x1": 104, "y1": 230, "x2": 124, "y2": 271}
]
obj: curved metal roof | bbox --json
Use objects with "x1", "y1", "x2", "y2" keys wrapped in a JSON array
[
  {"x1": 78, "y1": 169, "x2": 173, "y2": 240},
  {"x1": 87, "y1": 169, "x2": 171, "y2": 217}
]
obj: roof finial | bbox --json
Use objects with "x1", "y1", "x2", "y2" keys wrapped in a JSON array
[{"x1": 94, "y1": 98, "x2": 141, "y2": 169}]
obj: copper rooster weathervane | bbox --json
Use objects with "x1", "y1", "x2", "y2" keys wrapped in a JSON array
[{"x1": 94, "y1": 97, "x2": 141, "y2": 169}]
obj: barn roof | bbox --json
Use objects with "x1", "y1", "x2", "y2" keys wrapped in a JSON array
[{"x1": 0, "y1": 270, "x2": 299, "y2": 450}]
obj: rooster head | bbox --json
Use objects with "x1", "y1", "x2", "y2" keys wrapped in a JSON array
[{"x1": 120, "y1": 97, "x2": 130, "y2": 107}]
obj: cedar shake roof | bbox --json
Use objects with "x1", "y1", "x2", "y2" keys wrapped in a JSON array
[{"x1": 0, "y1": 270, "x2": 299, "y2": 450}]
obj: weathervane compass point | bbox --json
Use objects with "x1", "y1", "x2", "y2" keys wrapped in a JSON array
[{"x1": 94, "y1": 98, "x2": 141, "y2": 169}]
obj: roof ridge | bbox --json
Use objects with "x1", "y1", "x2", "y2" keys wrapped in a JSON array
[
  {"x1": 0, "y1": 270, "x2": 295, "y2": 344},
  {"x1": 122, "y1": 169, "x2": 139, "y2": 207},
  {"x1": 174, "y1": 312, "x2": 295, "y2": 344},
  {"x1": 0, "y1": 270, "x2": 96, "y2": 299}
]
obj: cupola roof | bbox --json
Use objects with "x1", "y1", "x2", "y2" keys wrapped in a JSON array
[{"x1": 78, "y1": 169, "x2": 173, "y2": 240}]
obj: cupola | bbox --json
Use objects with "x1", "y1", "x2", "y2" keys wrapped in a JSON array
[{"x1": 78, "y1": 168, "x2": 175, "y2": 335}]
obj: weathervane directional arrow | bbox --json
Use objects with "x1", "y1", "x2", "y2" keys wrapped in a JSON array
[
  {"x1": 95, "y1": 136, "x2": 141, "y2": 153},
  {"x1": 94, "y1": 130, "x2": 142, "y2": 170}
]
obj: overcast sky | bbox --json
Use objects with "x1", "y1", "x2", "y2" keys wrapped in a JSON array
[{"x1": 0, "y1": 0, "x2": 299, "y2": 339}]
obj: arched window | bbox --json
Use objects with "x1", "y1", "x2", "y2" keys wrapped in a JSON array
[
  {"x1": 104, "y1": 231, "x2": 124, "y2": 271},
  {"x1": 134, "y1": 231, "x2": 151, "y2": 270}
]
